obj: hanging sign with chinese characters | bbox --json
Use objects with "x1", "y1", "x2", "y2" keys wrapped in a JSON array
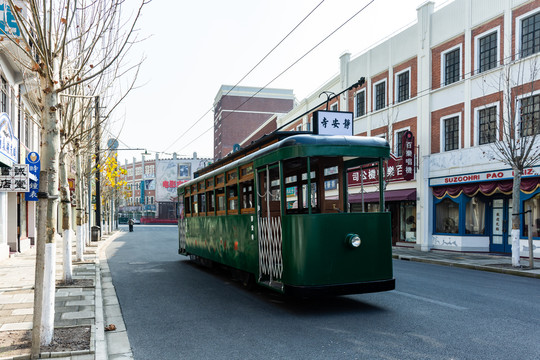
[
  {"x1": 313, "y1": 110, "x2": 353, "y2": 136},
  {"x1": 0, "y1": 164, "x2": 29, "y2": 192},
  {"x1": 401, "y1": 130, "x2": 415, "y2": 181},
  {"x1": 25, "y1": 152, "x2": 40, "y2": 201}
]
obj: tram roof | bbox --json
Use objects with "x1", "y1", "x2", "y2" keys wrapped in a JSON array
[{"x1": 182, "y1": 132, "x2": 389, "y2": 189}]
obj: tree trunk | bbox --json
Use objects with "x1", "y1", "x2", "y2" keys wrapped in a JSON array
[
  {"x1": 31, "y1": 87, "x2": 61, "y2": 357},
  {"x1": 511, "y1": 168, "x2": 521, "y2": 267},
  {"x1": 75, "y1": 149, "x2": 84, "y2": 261},
  {"x1": 59, "y1": 149, "x2": 73, "y2": 282}
]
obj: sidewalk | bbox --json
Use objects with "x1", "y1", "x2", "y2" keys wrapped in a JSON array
[
  {"x1": 0, "y1": 230, "x2": 132, "y2": 360},
  {"x1": 393, "y1": 246, "x2": 540, "y2": 279}
]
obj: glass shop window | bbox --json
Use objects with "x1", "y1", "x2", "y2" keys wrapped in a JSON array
[
  {"x1": 465, "y1": 196, "x2": 485, "y2": 234},
  {"x1": 436, "y1": 198, "x2": 459, "y2": 234},
  {"x1": 524, "y1": 194, "x2": 540, "y2": 237}
]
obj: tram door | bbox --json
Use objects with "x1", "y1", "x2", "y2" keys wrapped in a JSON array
[
  {"x1": 257, "y1": 165, "x2": 283, "y2": 287},
  {"x1": 490, "y1": 198, "x2": 513, "y2": 253}
]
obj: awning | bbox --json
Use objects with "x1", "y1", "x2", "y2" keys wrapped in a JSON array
[{"x1": 349, "y1": 189, "x2": 416, "y2": 203}]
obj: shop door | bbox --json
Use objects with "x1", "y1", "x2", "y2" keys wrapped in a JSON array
[{"x1": 490, "y1": 199, "x2": 512, "y2": 253}]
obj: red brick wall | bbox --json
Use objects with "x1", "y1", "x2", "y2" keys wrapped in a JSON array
[
  {"x1": 471, "y1": 16, "x2": 504, "y2": 75},
  {"x1": 431, "y1": 103, "x2": 464, "y2": 153},
  {"x1": 432, "y1": 35, "x2": 465, "y2": 90}
]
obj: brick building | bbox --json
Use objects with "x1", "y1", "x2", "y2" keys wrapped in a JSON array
[{"x1": 213, "y1": 85, "x2": 295, "y2": 160}]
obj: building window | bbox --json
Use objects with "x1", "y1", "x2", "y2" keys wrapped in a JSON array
[
  {"x1": 444, "y1": 116, "x2": 459, "y2": 151},
  {"x1": 465, "y1": 196, "x2": 486, "y2": 235},
  {"x1": 355, "y1": 90, "x2": 365, "y2": 117},
  {"x1": 1, "y1": 77, "x2": 7, "y2": 113},
  {"x1": 375, "y1": 81, "x2": 386, "y2": 110},
  {"x1": 397, "y1": 71, "x2": 409, "y2": 102},
  {"x1": 330, "y1": 102, "x2": 338, "y2": 111},
  {"x1": 436, "y1": 198, "x2": 459, "y2": 234},
  {"x1": 478, "y1": 106, "x2": 497, "y2": 145},
  {"x1": 520, "y1": 94, "x2": 540, "y2": 137},
  {"x1": 523, "y1": 193, "x2": 540, "y2": 238},
  {"x1": 521, "y1": 12, "x2": 540, "y2": 58},
  {"x1": 395, "y1": 129, "x2": 407, "y2": 156},
  {"x1": 444, "y1": 48, "x2": 460, "y2": 85},
  {"x1": 478, "y1": 32, "x2": 497, "y2": 73}
]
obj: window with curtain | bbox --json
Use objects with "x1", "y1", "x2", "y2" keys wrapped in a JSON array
[
  {"x1": 436, "y1": 198, "x2": 459, "y2": 233},
  {"x1": 465, "y1": 196, "x2": 486, "y2": 234}
]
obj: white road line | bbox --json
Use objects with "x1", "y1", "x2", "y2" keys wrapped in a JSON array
[{"x1": 392, "y1": 290, "x2": 468, "y2": 310}]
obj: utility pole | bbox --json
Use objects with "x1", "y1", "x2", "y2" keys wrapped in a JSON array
[{"x1": 95, "y1": 96, "x2": 101, "y2": 235}]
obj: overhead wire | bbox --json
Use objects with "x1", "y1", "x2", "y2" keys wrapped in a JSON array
[
  {"x1": 174, "y1": 0, "x2": 377, "y2": 155},
  {"x1": 162, "y1": 0, "x2": 327, "y2": 153}
]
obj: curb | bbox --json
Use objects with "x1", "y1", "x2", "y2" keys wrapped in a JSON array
[{"x1": 393, "y1": 254, "x2": 540, "y2": 279}]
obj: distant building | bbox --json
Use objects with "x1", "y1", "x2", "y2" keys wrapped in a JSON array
[
  {"x1": 119, "y1": 153, "x2": 210, "y2": 223},
  {"x1": 213, "y1": 85, "x2": 295, "y2": 160}
]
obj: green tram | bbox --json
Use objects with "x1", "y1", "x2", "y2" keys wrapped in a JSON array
[{"x1": 178, "y1": 132, "x2": 395, "y2": 296}]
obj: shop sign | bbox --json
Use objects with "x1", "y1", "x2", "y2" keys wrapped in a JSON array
[
  {"x1": 0, "y1": 164, "x2": 29, "y2": 192},
  {"x1": 25, "y1": 152, "x2": 40, "y2": 201},
  {"x1": 348, "y1": 154, "x2": 407, "y2": 187},
  {"x1": 0, "y1": 4, "x2": 21, "y2": 37},
  {"x1": 430, "y1": 166, "x2": 540, "y2": 186},
  {"x1": 402, "y1": 131, "x2": 415, "y2": 181},
  {"x1": 313, "y1": 110, "x2": 353, "y2": 136},
  {"x1": 0, "y1": 113, "x2": 18, "y2": 166}
]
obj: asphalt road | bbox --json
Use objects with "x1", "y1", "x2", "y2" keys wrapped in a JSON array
[{"x1": 106, "y1": 225, "x2": 540, "y2": 360}]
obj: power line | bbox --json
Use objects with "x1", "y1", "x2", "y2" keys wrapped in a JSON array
[
  {"x1": 174, "y1": 0, "x2": 376, "y2": 155},
  {"x1": 162, "y1": 0, "x2": 326, "y2": 153}
]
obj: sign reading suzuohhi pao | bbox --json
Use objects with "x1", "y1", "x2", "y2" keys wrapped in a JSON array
[{"x1": 313, "y1": 110, "x2": 354, "y2": 136}]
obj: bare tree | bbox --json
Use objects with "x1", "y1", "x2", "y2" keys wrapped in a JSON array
[
  {"x1": 485, "y1": 58, "x2": 540, "y2": 267},
  {"x1": 1, "y1": 0, "x2": 146, "y2": 355}
]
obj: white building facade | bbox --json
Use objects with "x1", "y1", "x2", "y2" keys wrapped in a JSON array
[{"x1": 278, "y1": 0, "x2": 540, "y2": 258}]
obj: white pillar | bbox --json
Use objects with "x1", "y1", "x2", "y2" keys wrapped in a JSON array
[{"x1": 0, "y1": 192, "x2": 9, "y2": 260}]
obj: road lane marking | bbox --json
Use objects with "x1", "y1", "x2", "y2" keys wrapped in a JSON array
[{"x1": 393, "y1": 290, "x2": 467, "y2": 310}]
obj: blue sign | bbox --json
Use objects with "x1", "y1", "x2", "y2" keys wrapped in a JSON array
[
  {"x1": 0, "y1": 4, "x2": 21, "y2": 37},
  {"x1": 25, "y1": 152, "x2": 40, "y2": 201}
]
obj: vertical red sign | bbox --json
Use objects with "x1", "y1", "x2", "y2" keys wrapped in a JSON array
[{"x1": 402, "y1": 131, "x2": 415, "y2": 181}]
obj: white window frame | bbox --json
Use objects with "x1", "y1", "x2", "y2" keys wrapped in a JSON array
[
  {"x1": 330, "y1": 102, "x2": 338, "y2": 111},
  {"x1": 474, "y1": 26, "x2": 500, "y2": 74},
  {"x1": 440, "y1": 112, "x2": 461, "y2": 152},
  {"x1": 373, "y1": 78, "x2": 387, "y2": 111},
  {"x1": 516, "y1": 8, "x2": 540, "y2": 59},
  {"x1": 393, "y1": 126, "x2": 411, "y2": 156},
  {"x1": 474, "y1": 102, "x2": 499, "y2": 146},
  {"x1": 354, "y1": 89, "x2": 366, "y2": 118},
  {"x1": 516, "y1": 88, "x2": 540, "y2": 138},
  {"x1": 440, "y1": 43, "x2": 463, "y2": 87},
  {"x1": 394, "y1": 68, "x2": 411, "y2": 103}
]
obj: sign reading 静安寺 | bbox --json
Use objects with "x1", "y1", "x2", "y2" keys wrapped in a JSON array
[{"x1": 313, "y1": 111, "x2": 354, "y2": 136}]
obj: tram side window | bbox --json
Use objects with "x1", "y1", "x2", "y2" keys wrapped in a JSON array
[
  {"x1": 207, "y1": 191, "x2": 215, "y2": 213},
  {"x1": 216, "y1": 187, "x2": 225, "y2": 213},
  {"x1": 199, "y1": 192, "x2": 206, "y2": 214},
  {"x1": 259, "y1": 166, "x2": 281, "y2": 217},
  {"x1": 227, "y1": 184, "x2": 238, "y2": 214},
  {"x1": 192, "y1": 194, "x2": 198, "y2": 214},
  {"x1": 184, "y1": 194, "x2": 191, "y2": 216},
  {"x1": 283, "y1": 157, "x2": 311, "y2": 214},
  {"x1": 241, "y1": 180, "x2": 254, "y2": 213}
]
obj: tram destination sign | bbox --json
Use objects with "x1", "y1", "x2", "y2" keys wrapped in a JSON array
[{"x1": 313, "y1": 110, "x2": 353, "y2": 136}]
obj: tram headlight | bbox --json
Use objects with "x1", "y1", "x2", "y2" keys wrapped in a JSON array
[{"x1": 346, "y1": 233, "x2": 361, "y2": 248}]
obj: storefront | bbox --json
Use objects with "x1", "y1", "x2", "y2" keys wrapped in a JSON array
[
  {"x1": 430, "y1": 167, "x2": 540, "y2": 256},
  {"x1": 347, "y1": 149, "x2": 417, "y2": 246}
]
